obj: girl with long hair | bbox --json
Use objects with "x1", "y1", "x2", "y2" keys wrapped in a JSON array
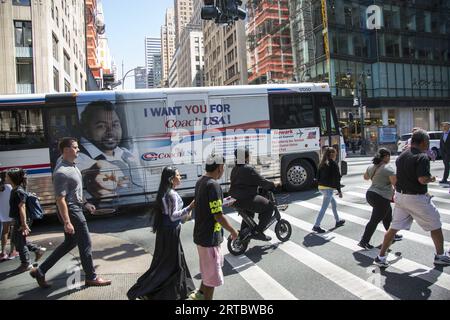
[
  {"x1": 5, "y1": 168, "x2": 45, "y2": 272},
  {"x1": 127, "y1": 166, "x2": 195, "y2": 300},
  {"x1": 313, "y1": 147, "x2": 345, "y2": 233},
  {"x1": 358, "y1": 148, "x2": 402, "y2": 249}
]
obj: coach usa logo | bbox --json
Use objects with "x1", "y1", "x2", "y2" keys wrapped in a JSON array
[{"x1": 366, "y1": 5, "x2": 382, "y2": 30}]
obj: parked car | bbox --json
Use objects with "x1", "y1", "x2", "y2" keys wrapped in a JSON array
[{"x1": 397, "y1": 131, "x2": 443, "y2": 159}]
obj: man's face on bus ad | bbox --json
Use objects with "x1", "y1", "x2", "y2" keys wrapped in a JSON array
[{"x1": 85, "y1": 109, "x2": 123, "y2": 152}]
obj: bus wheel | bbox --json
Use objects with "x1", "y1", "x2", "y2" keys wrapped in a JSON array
[{"x1": 284, "y1": 159, "x2": 314, "y2": 191}]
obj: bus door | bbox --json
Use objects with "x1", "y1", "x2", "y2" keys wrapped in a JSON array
[
  {"x1": 316, "y1": 93, "x2": 347, "y2": 174},
  {"x1": 166, "y1": 93, "x2": 210, "y2": 195}
]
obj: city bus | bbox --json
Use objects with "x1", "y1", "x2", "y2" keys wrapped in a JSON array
[{"x1": 0, "y1": 83, "x2": 347, "y2": 215}]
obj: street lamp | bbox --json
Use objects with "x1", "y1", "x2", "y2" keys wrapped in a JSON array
[
  {"x1": 108, "y1": 66, "x2": 144, "y2": 90},
  {"x1": 350, "y1": 70, "x2": 371, "y2": 155}
]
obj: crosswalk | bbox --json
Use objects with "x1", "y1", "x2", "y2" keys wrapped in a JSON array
[{"x1": 182, "y1": 183, "x2": 450, "y2": 300}]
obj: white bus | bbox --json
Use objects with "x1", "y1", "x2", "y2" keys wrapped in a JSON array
[{"x1": 0, "y1": 83, "x2": 347, "y2": 215}]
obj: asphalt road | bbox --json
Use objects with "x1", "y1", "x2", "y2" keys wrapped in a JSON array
[{"x1": 2, "y1": 157, "x2": 449, "y2": 300}]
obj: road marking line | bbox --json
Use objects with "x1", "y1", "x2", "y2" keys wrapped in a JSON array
[
  {"x1": 349, "y1": 187, "x2": 450, "y2": 217},
  {"x1": 221, "y1": 242, "x2": 297, "y2": 300},
  {"x1": 228, "y1": 213, "x2": 393, "y2": 300},
  {"x1": 272, "y1": 211, "x2": 450, "y2": 292},
  {"x1": 292, "y1": 200, "x2": 450, "y2": 248}
]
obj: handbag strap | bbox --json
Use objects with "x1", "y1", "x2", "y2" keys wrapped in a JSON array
[{"x1": 370, "y1": 164, "x2": 382, "y2": 180}]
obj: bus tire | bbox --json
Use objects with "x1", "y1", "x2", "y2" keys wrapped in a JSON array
[{"x1": 283, "y1": 159, "x2": 314, "y2": 191}]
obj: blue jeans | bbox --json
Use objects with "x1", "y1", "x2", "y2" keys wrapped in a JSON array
[{"x1": 314, "y1": 189, "x2": 340, "y2": 227}]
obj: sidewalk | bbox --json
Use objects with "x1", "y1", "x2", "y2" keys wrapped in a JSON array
[{"x1": 0, "y1": 232, "x2": 150, "y2": 300}]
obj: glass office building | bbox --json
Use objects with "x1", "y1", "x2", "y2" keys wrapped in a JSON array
[{"x1": 290, "y1": 0, "x2": 450, "y2": 142}]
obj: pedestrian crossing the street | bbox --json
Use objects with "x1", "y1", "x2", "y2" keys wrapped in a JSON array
[{"x1": 181, "y1": 184, "x2": 450, "y2": 300}]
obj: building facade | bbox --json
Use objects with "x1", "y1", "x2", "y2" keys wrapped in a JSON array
[
  {"x1": 134, "y1": 66, "x2": 147, "y2": 89},
  {"x1": 177, "y1": 25, "x2": 204, "y2": 87},
  {"x1": 0, "y1": 0, "x2": 86, "y2": 94},
  {"x1": 169, "y1": 47, "x2": 180, "y2": 87},
  {"x1": 174, "y1": 0, "x2": 194, "y2": 47},
  {"x1": 161, "y1": 7, "x2": 176, "y2": 87},
  {"x1": 290, "y1": 0, "x2": 450, "y2": 141},
  {"x1": 145, "y1": 37, "x2": 162, "y2": 88},
  {"x1": 203, "y1": 21, "x2": 248, "y2": 86},
  {"x1": 246, "y1": 0, "x2": 294, "y2": 84}
]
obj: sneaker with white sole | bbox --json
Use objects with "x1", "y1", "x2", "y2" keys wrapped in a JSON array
[
  {"x1": 434, "y1": 254, "x2": 450, "y2": 266},
  {"x1": 188, "y1": 290, "x2": 205, "y2": 300},
  {"x1": 34, "y1": 247, "x2": 46, "y2": 262},
  {"x1": 373, "y1": 255, "x2": 389, "y2": 268}
]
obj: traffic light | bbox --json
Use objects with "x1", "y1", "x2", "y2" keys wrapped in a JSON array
[{"x1": 201, "y1": 0, "x2": 246, "y2": 24}]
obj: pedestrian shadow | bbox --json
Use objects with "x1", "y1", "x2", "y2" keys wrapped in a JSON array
[
  {"x1": 92, "y1": 243, "x2": 147, "y2": 262},
  {"x1": 352, "y1": 251, "x2": 446, "y2": 300},
  {"x1": 221, "y1": 243, "x2": 280, "y2": 277},
  {"x1": 302, "y1": 233, "x2": 334, "y2": 248},
  {"x1": 14, "y1": 268, "x2": 89, "y2": 300}
]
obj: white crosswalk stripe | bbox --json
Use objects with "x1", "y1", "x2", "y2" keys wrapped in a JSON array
[
  {"x1": 348, "y1": 188, "x2": 450, "y2": 218},
  {"x1": 227, "y1": 213, "x2": 394, "y2": 300},
  {"x1": 272, "y1": 211, "x2": 450, "y2": 292},
  {"x1": 220, "y1": 241, "x2": 297, "y2": 300},
  {"x1": 292, "y1": 200, "x2": 450, "y2": 247}
]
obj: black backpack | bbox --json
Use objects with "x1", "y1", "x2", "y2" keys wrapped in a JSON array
[
  {"x1": 20, "y1": 190, "x2": 44, "y2": 221},
  {"x1": 26, "y1": 192, "x2": 44, "y2": 220}
]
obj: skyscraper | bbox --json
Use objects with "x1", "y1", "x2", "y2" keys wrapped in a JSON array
[
  {"x1": 289, "y1": 0, "x2": 450, "y2": 140},
  {"x1": 174, "y1": 0, "x2": 194, "y2": 47},
  {"x1": 246, "y1": 0, "x2": 294, "y2": 84},
  {"x1": 145, "y1": 37, "x2": 162, "y2": 88},
  {"x1": 161, "y1": 7, "x2": 176, "y2": 87},
  {"x1": 134, "y1": 66, "x2": 147, "y2": 89}
]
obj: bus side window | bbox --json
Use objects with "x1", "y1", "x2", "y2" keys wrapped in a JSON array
[
  {"x1": 269, "y1": 93, "x2": 315, "y2": 129},
  {"x1": 0, "y1": 108, "x2": 46, "y2": 151}
]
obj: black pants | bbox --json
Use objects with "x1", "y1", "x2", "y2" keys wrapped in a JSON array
[
  {"x1": 12, "y1": 221, "x2": 40, "y2": 265},
  {"x1": 361, "y1": 191, "x2": 392, "y2": 244},
  {"x1": 39, "y1": 205, "x2": 97, "y2": 281},
  {"x1": 237, "y1": 195, "x2": 274, "y2": 232},
  {"x1": 443, "y1": 156, "x2": 450, "y2": 181}
]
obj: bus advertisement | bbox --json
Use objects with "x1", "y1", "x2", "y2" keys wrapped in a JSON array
[{"x1": 0, "y1": 83, "x2": 347, "y2": 215}]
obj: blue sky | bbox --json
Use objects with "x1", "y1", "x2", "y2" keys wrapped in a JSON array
[{"x1": 102, "y1": 0, "x2": 174, "y2": 89}]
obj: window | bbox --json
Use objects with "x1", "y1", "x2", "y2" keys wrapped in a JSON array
[
  {"x1": 56, "y1": 7, "x2": 59, "y2": 27},
  {"x1": 16, "y1": 59, "x2": 34, "y2": 84},
  {"x1": 63, "y1": 51, "x2": 70, "y2": 76},
  {"x1": 64, "y1": 79, "x2": 70, "y2": 92},
  {"x1": 317, "y1": 94, "x2": 338, "y2": 135},
  {"x1": 12, "y1": 0, "x2": 31, "y2": 6},
  {"x1": 53, "y1": 67, "x2": 59, "y2": 91},
  {"x1": 269, "y1": 94, "x2": 316, "y2": 129},
  {"x1": 14, "y1": 21, "x2": 32, "y2": 47},
  {"x1": 74, "y1": 64, "x2": 78, "y2": 85},
  {"x1": 0, "y1": 108, "x2": 46, "y2": 150},
  {"x1": 52, "y1": 33, "x2": 58, "y2": 60}
]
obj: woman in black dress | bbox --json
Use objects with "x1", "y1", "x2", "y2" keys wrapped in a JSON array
[{"x1": 127, "y1": 166, "x2": 195, "y2": 300}]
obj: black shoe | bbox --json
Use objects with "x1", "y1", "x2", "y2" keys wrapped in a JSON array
[
  {"x1": 335, "y1": 220, "x2": 346, "y2": 228},
  {"x1": 252, "y1": 232, "x2": 272, "y2": 241},
  {"x1": 312, "y1": 226, "x2": 326, "y2": 233},
  {"x1": 357, "y1": 242, "x2": 374, "y2": 250},
  {"x1": 393, "y1": 234, "x2": 403, "y2": 242},
  {"x1": 439, "y1": 180, "x2": 449, "y2": 184}
]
